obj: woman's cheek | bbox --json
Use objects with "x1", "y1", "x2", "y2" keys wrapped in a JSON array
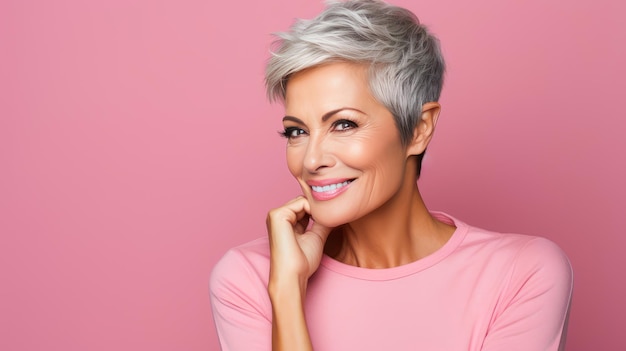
[
  {"x1": 286, "y1": 147, "x2": 303, "y2": 177},
  {"x1": 336, "y1": 137, "x2": 368, "y2": 167}
]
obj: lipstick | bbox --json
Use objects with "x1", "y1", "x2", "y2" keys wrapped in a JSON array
[{"x1": 307, "y1": 178, "x2": 354, "y2": 201}]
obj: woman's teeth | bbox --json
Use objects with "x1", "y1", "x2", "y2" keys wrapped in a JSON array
[{"x1": 311, "y1": 180, "x2": 351, "y2": 193}]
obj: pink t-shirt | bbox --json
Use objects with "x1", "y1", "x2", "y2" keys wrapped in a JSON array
[{"x1": 210, "y1": 213, "x2": 573, "y2": 350}]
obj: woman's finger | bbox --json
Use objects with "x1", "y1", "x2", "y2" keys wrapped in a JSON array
[
  {"x1": 295, "y1": 212, "x2": 310, "y2": 235},
  {"x1": 266, "y1": 196, "x2": 310, "y2": 246}
]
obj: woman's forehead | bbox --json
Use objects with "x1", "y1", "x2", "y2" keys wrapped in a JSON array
[{"x1": 284, "y1": 63, "x2": 377, "y2": 114}]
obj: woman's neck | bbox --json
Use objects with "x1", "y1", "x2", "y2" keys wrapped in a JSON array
[{"x1": 324, "y1": 180, "x2": 455, "y2": 269}]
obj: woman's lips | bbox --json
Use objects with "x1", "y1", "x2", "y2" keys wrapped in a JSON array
[{"x1": 307, "y1": 178, "x2": 355, "y2": 201}]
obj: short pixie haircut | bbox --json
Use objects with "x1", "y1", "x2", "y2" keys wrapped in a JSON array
[{"x1": 265, "y1": 0, "x2": 445, "y2": 160}]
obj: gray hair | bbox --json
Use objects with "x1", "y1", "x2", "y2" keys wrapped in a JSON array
[{"x1": 265, "y1": 0, "x2": 446, "y2": 147}]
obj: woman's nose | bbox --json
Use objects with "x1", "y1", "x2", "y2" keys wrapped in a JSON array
[{"x1": 303, "y1": 135, "x2": 335, "y2": 173}]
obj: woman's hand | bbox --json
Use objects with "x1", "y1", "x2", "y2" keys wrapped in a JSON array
[
  {"x1": 266, "y1": 196, "x2": 332, "y2": 351},
  {"x1": 266, "y1": 196, "x2": 332, "y2": 288}
]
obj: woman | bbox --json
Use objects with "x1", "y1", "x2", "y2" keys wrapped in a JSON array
[{"x1": 210, "y1": 1, "x2": 573, "y2": 350}]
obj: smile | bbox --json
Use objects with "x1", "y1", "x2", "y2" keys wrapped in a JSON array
[
  {"x1": 311, "y1": 180, "x2": 352, "y2": 193},
  {"x1": 308, "y1": 179, "x2": 354, "y2": 201}
]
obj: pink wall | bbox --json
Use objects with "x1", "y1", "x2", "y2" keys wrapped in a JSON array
[{"x1": 1, "y1": 0, "x2": 624, "y2": 349}]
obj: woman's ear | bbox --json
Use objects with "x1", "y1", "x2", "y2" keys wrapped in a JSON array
[{"x1": 406, "y1": 102, "x2": 441, "y2": 156}]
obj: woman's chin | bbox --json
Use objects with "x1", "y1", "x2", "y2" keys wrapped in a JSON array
[{"x1": 309, "y1": 207, "x2": 352, "y2": 229}]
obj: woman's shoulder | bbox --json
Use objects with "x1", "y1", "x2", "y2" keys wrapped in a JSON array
[
  {"x1": 467, "y1": 225, "x2": 570, "y2": 267},
  {"x1": 209, "y1": 237, "x2": 273, "y2": 337},
  {"x1": 217, "y1": 236, "x2": 271, "y2": 264},
  {"x1": 440, "y1": 212, "x2": 572, "y2": 284},
  {"x1": 209, "y1": 237, "x2": 271, "y2": 303},
  {"x1": 211, "y1": 236, "x2": 271, "y2": 278},
  {"x1": 440, "y1": 212, "x2": 568, "y2": 261},
  {"x1": 497, "y1": 233, "x2": 573, "y2": 286},
  {"x1": 456, "y1": 221, "x2": 573, "y2": 292}
]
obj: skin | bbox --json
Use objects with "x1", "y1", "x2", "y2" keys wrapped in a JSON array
[{"x1": 266, "y1": 62, "x2": 456, "y2": 350}]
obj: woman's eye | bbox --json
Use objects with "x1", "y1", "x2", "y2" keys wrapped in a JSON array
[
  {"x1": 281, "y1": 127, "x2": 306, "y2": 139},
  {"x1": 334, "y1": 119, "x2": 358, "y2": 131}
]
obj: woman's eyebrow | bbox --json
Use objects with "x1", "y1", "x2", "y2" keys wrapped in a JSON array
[
  {"x1": 282, "y1": 115, "x2": 304, "y2": 124},
  {"x1": 282, "y1": 108, "x2": 365, "y2": 124}
]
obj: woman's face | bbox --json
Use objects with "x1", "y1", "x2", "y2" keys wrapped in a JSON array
[{"x1": 283, "y1": 62, "x2": 414, "y2": 228}]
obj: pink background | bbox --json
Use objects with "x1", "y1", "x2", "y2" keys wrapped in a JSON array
[{"x1": 1, "y1": 0, "x2": 624, "y2": 349}]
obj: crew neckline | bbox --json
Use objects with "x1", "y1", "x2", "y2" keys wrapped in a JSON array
[{"x1": 318, "y1": 212, "x2": 468, "y2": 281}]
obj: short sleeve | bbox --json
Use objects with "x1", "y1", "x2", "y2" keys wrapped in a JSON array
[
  {"x1": 482, "y1": 237, "x2": 573, "y2": 351},
  {"x1": 210, "y1": 247, "x2": 272, "y2": 351}
]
